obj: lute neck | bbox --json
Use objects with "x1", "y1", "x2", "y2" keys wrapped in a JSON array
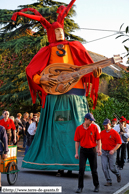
[{"x1": 79, "y1": 58, "x2": 115, "y2": 75}]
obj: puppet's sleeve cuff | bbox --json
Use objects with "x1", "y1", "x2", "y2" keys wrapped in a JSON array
[{"x1": 33, "y1": 74, "x2": 41, "y2": 84}]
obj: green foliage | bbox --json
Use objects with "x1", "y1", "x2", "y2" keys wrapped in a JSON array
[
  {"x1": 92, "y1": 97, "x2": 129, "y2": 130},
  {"x1": 116, "y1": 24, "x2": 129, "y2": 59},
  {"x1": 88, "y1": 71, "x2": 129, "y2": 130},
  {"x1": 91, "y1": 71, "x2": 129, "y2": 130},
  {"x1": 124, "y1": 190, "x2": 129, "y2": 194},
  {"x1": 87, "y1": 93, "x2": 109, "y2": 112},
  {"x1": 99, "y1": 73, "x2": 113, "y2": 84},
  {"x1": 109, "y1": 71, "x2": 129, "y2": 102},
  {"x1": 0, "y1": 0, "x2": 83, "y2": 43}
]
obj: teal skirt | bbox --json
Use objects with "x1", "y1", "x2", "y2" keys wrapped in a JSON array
[{"x1": 22, "y1": 94, "x2": 90, "y2": 171}]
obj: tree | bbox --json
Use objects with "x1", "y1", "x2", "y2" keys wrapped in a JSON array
[
  {"x1": 92, "y1": 97, "x2": 129, "y2": 130},
  {"x1": 108, "y1": 71, "x2": 129, "y2": 104},
  {"x1": 87, "y1": 71, "x2": 129, "y2": 129},
  {"x1": 116, "y1": 24, "x2": 129, "y2": 63},
  {"x1": 0, "y1": 0, "x2": 84, "y2": 115}
]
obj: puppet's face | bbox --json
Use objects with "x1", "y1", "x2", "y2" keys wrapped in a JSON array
[{"x1": 55, "y1": 28, "x2": 64, "y2": 41}]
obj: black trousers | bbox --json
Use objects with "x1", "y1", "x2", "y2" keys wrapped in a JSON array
[
  {"x1": 117, "y1": 143, "x2": 126, "y2": 168},
  {"x1": 78, "y1": 147, "x2": 99, "y2": 188}
]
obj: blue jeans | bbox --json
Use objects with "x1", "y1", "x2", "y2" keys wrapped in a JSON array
[{"x1": 101, "y1": 149, "x2": 120, "y2": 183}]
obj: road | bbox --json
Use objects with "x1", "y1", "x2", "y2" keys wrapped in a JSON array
[{"x1": 1, "y1": 140, "x2": 129, "y2": 194}]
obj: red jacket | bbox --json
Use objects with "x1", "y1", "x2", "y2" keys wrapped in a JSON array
[{"x1": 26, "y1": 40, "x2": 99, "y2": 108}]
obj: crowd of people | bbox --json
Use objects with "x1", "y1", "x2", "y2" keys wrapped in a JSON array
[
  {"x1": 0, "y1": 109, "x2": 129, "y2": 192},
  {"x1": 0, "y1": 110, "x2": 40, "y2": 154}
]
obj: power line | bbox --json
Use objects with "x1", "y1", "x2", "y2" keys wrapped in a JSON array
[
  {"x1": 0, "y1": 20, "x2": 125, "y2": 33},
  {"x1": 84, "y1": 33, "x2": 118, "y2": 44},
  {"x1": 0, "y1": 22, "x2": 126, "y2": 44},
  {"x1": 79, "y1": 27, "x2": 124, "y2": 33}
]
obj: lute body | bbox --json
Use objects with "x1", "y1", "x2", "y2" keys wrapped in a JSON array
[{"x1": 40, "y1": 56, "x2": 122, "y2": 95}]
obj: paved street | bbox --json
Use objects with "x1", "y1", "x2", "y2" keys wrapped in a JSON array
[{"x1": 1, "y1": 140, "x2": 129, "y2": 194}]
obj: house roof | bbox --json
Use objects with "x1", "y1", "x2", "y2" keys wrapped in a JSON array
[
  {"x1": 88, "y1": 50, "x2": 125, "y2": 78},
  {"x1": 88, "y1": 50, "x2": 107, "y2": 62},
  {"x1": 116, "y1": 63, "x2": 129, "y2": 72}
]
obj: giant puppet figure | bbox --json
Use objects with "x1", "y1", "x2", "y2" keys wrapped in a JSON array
[{"x1": 11, "y1": 0, "x2": 101, "y2": 171}]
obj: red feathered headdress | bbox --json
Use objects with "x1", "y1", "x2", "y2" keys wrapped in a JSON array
[{"x1": 11, "y1": 0, "x2": 76, "y2": 43}]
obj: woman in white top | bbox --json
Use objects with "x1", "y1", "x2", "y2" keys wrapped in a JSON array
[{"x1": 25, "y1": 114, "x2": 38, "y2": 154}]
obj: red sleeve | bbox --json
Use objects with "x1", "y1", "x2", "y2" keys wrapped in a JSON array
[
  {"x1": 100, "y1": 131, "x2": 104, "y2": 141},
  {"x1": 10, "y1": 119, "x2": 16, "y2": 130},
  {"x1": 114, "y1": 130, "x2": 122, "y2": 144},
  {"x1": 69, "y1": 41, "x2": 94, "y2": 67},
  {"x1": 69, "y1": 41, "x2": 99, "y2": 109},
  {"x1": 74, "y1": 126, "x2": 80, "y2": 142},
  {"x1": 100, "y1": 131, "x2": 103, "y2": 139},
  {"x1": 26, "y1": 46, "x2": 51, "y2": 107},
  {"x1": 95, "y1": 125, "x2": 101, "y2": 140}
]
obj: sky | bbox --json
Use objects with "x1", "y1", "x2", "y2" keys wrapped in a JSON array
[{"x1": 1, "y1": 0, "x2": 129, "y2": 66}]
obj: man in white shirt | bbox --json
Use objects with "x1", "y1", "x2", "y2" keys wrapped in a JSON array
[
  {"x1": 91, "y1": 113, "x2": 101, "y2": 133},
  {"x1": 114, "y1": 117, "x2": 129, "y2": 169},
  {"x1": 92, "y1": 122, "x2": 101, "y2": 133},
  {"x1": 111, "y1": 118, "x2": 117, "y2": 128}
]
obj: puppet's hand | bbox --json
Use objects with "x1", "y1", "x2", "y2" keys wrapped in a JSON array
[
  {"x1": 93, "y1": 67, "x2": 102, "y2": 78},
  {"x1": 40, "y1": 74, "x2": 57, "y2": 87}
]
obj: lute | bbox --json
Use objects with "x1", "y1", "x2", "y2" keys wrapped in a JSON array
[{"x1": 40, "y1": 55, "x2": 122, "y2": 95}]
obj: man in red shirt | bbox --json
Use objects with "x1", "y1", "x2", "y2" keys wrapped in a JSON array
[
  {"x1": 0, "y1": 111, "x2": 16, "y2": 145},
  {"x1": 74, "y1": 113, "x2": 101, "y2": 193},
  {"x1": 100, "y1": 118, "x2": 122, "y2": 186}
]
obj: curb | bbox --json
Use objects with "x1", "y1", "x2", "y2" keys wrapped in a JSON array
[{"x1": 113, "y1": 183, "x2": 129, "y2": 194}]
